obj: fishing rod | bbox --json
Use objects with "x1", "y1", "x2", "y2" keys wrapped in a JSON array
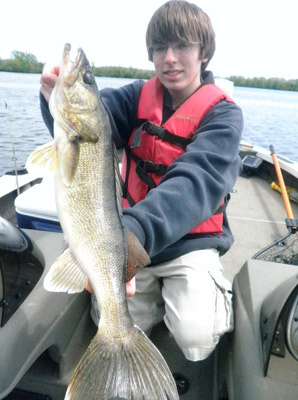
[
  {"x1": 270, "y1": 144, "x2": 296, "y2": 229},
  {"x1": 253, "y1": 145, "x2": 298, "y2": 262}
]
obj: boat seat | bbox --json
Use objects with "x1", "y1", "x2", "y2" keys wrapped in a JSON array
[{"x1": 0, "y1": 217, "x2": 28, "y2": 252}]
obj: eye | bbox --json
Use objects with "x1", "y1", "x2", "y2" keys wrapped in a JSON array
[
  {"x1": 153, "y1": 45, "x2": 167, "y2": 54},
  {"x1": 177, "y1": 43, "x2": 191, "y2": 51},
  {"x1": 83, "y1": 71, "x2": 95, "y2": 85}
]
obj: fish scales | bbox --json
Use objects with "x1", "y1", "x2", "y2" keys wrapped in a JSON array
[
  {"x1": 57, "y1": 140, "x2": 130, "y2": 337},
  {"x1": 27, "y1": 43, "x2": 179, "y2": 400}
]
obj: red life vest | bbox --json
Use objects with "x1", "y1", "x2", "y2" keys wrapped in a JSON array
[{"x1": 121, "y1": 76, "x2": 234, "y2": 235}]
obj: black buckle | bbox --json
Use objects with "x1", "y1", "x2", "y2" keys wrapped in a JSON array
[
  {"x1": 138, "y1": 160, "x2": 167, "y2": 175},
  {"x1": 144, "y1": 122, "x2": 166, "y2": 139},
  {"x1": 130, "y1": 122, "x2": 164, "y2": 149},
  {"x1": 145, "y1": 121, "x2": 191, "y2": 147},
  {"x1": 145, "y1": 122, "x2": 155, "y2": 133},
  {"x1": 131, "y1": 120, "x2": 191, "y2": 150}
]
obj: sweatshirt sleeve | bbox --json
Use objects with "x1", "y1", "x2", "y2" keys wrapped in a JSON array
[
  {"x1": 121, "y1": 100, "x2": 243, "y2": 258},
  {"x1": 40, "y1": 92, "x2": 54, "y2": 137}
]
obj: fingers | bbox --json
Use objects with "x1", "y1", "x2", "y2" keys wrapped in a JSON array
[
  {"x1": 126, "y1": 277, "x2": 136, "y2": 297},
  {"x1": 86, "y1": 280, "x2": 94, "y2": 294},
  {"x1": 40, "y1": 63, "x2": 60, "y2": 102}
]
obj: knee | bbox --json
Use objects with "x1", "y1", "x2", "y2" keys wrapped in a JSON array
[
  {"x1": 164, "y1": 283, "x2": 234, "y2": 361},
  {"x1": 165, "y1": 315, "x2": 219, "y2": 361},
  {"x1": 168, "y1": 314, "x2": 217, "y2": 350}
]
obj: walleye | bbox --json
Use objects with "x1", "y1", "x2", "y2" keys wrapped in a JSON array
[{"x1": 27, "y1": 43, "x2": 179, "y2": 400}]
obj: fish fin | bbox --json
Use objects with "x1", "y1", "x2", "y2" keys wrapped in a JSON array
[
  {"x1": 65, "y1": 325, "x2": 179, "y2": 400},
  {"x1": 58, "y1": 135, "x2": 80, "y2": 187},
  {"x1": 126, "y1": 228, "x2": 150, "y2": 282},
  {"x1": 44, "y1": 248, "x2": 88, "y2": 293},
  {"x1": 26, "y1": 141, "x2": 57, "y2": 175}
]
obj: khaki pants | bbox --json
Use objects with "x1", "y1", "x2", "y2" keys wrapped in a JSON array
[{"x1": 127, "y1": 249, "x2": 233, "y2": 361}]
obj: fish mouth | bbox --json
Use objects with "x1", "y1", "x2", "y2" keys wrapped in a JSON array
[{"x1": 61, "y1": 43, "x2": 87, "y2": 86}]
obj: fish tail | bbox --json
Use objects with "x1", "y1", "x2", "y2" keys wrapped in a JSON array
[{"x1": 65, "y1": 325, "x2": 179, "y2": 400}]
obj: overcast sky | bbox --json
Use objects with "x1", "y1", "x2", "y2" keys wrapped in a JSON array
[{"x1": 1, "y1": 0, "x2": 298, "y2": 79}]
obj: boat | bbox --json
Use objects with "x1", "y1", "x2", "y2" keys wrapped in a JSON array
[{"x1": 0, "y1": 141, "x2": 297, "y2": 400}]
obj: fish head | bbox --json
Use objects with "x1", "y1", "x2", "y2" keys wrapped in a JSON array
[
  {"x1": 50, "y1": 43, "x2": 102, "y2": 186},
  {"x1": 50, "y1": 43, "x2": 100, "y2": 143}
]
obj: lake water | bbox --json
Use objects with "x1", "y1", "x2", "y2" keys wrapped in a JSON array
[{"x1": 1, "y1": 71, "x2": 298, "y2": 176}]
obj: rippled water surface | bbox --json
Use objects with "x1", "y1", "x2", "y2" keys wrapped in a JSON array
[
  {"x1": 235, "y1": 86, "x2": 298, "y2": 161},
  {"x1": 1, "y1": 72, "x2": 298, "y2": 176}
]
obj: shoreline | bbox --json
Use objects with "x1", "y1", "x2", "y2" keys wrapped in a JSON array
[{"x1": 1, "y1": 68, "x2": 298, "y2": 92}]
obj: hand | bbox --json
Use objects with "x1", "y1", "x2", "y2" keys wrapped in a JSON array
[
  {"x1": 126, "y1": 277, "x2": 136, "y2": 297},
  {"x1": 40, "y1": 63, "x2": 60, "y2": 102},
  {"x1": 86, "y1": 277, "x2": 136, "y2": 297}
]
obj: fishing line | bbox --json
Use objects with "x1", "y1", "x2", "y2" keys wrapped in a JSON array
[{"x1": 5, "y1": 100, "x2": 20, "y2": 195}]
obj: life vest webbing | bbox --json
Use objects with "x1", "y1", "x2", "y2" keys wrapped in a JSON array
[
  {"x1": 128, "y1": 150, "x2": 167, "y2": 189},
  {"x1": 131, "y1": 121, "x2": 191, "y2": 149}
]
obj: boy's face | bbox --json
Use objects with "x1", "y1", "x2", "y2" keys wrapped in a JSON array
[{"x1": 152, "y1": 42, "x2": 206, "y2": 106}]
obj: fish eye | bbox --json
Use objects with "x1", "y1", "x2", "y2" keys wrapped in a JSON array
[{"x1": 83, "y1": 71, "x2": 95, "y2": 85}]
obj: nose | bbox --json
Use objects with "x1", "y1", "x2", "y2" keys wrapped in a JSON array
[{"x1": 164, "y1": 46, "x2": 177, "y2": 63}]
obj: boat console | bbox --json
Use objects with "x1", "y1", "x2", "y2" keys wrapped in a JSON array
[{"x1": 222, "y1": 260, "x2": 298, "y2": 400}]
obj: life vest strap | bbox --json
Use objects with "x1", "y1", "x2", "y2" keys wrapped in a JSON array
[
  {"x1": 215, "y1": 193, "x2": 230, "y2": 215},
  {"x1": 131, "y1": 121, "x2": 191, "y2": 149},
  {"x1": 127, "y1": 151, "x2": 167, "y2": 189},
  {"x1": 125, "y1": 189, "x2": 136, "y2": 207},
  {"x1": 137, "y1": 159, "x2": 168, "y2": 175}
]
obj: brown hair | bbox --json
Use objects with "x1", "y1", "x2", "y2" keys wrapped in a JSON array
[{"x1": 146, "y1": 0, "x2": 215, "y2": 72}]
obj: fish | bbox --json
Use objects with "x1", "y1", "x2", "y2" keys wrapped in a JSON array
[{"x1": 26, "y1": 43, "x2": 179, "y2": 400}]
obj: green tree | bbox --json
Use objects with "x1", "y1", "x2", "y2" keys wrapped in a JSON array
[
  {"x1": 11, "y1": 50, "x2": 38, "y2": 64},
  {"x1": 10, "y1": 50, "x2": 41, "y2": 72}
]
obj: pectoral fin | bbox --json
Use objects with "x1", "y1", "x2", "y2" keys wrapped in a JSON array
[
  {"x1": 126, "y1": 229, "x2": 150, "y2": 282},
  {"x1": 59, "y1": 137, "x2": 80, "y2": 187},
  {"x1": 26, "y1": 141, "x2": 57, "y2": 175},
  {"x1": 44, "y1": 247, "x2": 88, "y2": 293}
]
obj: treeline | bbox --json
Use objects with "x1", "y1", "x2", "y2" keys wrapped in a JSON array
[
  {"x1": 228, "y1": 75, "x2": 298, "y2": 92},
  {"x1": 92, "y1": 65, "x2": 155, "y2": 80},
  {"x1": 0, "y1": 50, "x2": 155, "y2": 79},
  {"x1": 0, "y1": 51, "x2": 43, "y2": 73},
  {"x1": 1, "y1": 50, "x2": 298, "y2": 91}
]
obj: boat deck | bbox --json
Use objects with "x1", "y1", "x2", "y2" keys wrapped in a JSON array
[
  {"x1": 222, "y1": 171, "x2": 298, "y2": 281},
  {"x1": 3, "y1": 155, "x2": 298, "y2": 400}
]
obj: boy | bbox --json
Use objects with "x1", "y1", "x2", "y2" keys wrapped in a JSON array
[{"x1": 40, "y1": 0, "x2": 243, "y2": 361}]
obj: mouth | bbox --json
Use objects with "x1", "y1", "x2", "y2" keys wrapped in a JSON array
[
  {"x1": 61, "y1": 43, "x2": 86, "y2": 85},
  {"x1": 63, "y1": 44, "x2": 83, "y2": 71},
  {"x1": 163, "y1": 69, "x2": 182, "y2": 77}
]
